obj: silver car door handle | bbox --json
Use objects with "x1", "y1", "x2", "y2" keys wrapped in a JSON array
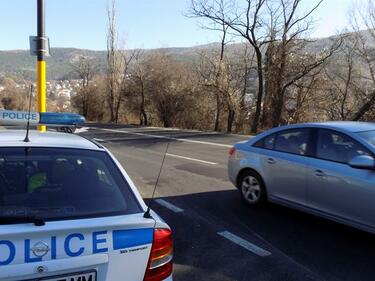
[
  {"x1": 267, "y1": 158, "x2": 276, "y2": 164},
  {"x1": 314, "y1": 170, "x2": 325, "y2": 177}
]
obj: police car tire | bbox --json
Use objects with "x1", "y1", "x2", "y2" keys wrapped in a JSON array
[{"x1": 238, "y1": 170, "x2": 267, "y2": 208}]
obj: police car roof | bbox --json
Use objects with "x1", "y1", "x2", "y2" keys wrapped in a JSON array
[{"x1": 0, "y1": 130, "x2": 102, "y2": 150}]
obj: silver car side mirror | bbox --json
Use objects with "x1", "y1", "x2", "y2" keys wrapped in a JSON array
[{"x1": 349, "y1": 155, "x2": 375, "y2": 170}]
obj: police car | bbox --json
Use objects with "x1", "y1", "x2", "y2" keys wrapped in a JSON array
[{"x1": 0, "y1": 111, "x2": 173, "y2": 281}]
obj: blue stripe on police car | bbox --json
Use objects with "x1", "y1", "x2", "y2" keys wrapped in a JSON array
[{"x1": 0, "y1": 228, "x2": 153, "y2": 266}]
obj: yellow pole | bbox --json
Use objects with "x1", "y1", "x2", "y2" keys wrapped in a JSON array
[
  {"x1": 37, "y1": 60, "x2": 46, "y2": 132},
  {"x1": 37, "y1": 0, "x2": 46, "y2": 132}
]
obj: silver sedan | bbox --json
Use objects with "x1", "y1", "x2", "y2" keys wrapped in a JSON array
[{"x1": 228, "y1": 122, "x2": 375, "y2": 233}]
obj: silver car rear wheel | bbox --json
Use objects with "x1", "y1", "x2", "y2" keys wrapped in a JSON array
[
  {"x1": 241, "y1": 176, "x2": 261, "y2": 203},
  {"x1": 238, "y1": 170, "x2": 267, "y2": 207}
]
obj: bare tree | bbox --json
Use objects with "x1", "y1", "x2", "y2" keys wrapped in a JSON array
[
  {"x1": 149, "y1": 54, "x2": 192, "y2": 128},
  {"x1": 262, "y1": 0, "x2": 342, "y2": 127},
  {"x1": 129, "y1": 50, "x2": 149, "y2": 125},
  {"x1": 349, "y1": 1, "x2": 375, "y2": 120},
  {"x1": 190, "y1": 0, "x2": 272, "y2": 133},
  {"x1": 190, "y1": 1, "x2": 232, "y2": 131},
  {"x1": 323, "y1": 39, "x2": 364, "y2": 121},
  {"x1": 106, "y1": 0, "x2": 134, "y2": 123},
  {"x1": 233, "y1": 43, "x2": 256, "y2": 132},
  {"x1": 106, "y1": 0, "x2": 119, "y2": 122},
  {"x1": 215, "y1": 21, "x2": 230, "y2": 131},
  {"x1": 282, "y1": 63, "x2": 334, "y2": 124},
  {"x1": 0, "y1": 84, "x2": 29, "y2": 111},
  {"x1": 71, "y1": 56, "x2": 97, "y2": 117}
]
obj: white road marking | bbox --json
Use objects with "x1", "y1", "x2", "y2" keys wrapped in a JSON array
[
  {"x1": 155, "y1": 199, "x2": 184, "y2": 213},
  {"x1": 75, "y1": 127, "x2": 89, "y2": 133},
  {"x1": 93, "y1": 138, "x2": 105, "y2": 142},
  {"x1": 217, "y1": 231, "x2": 272, "y2": 257},
  {"x1": 173, "y1": 138, "x2": 232, "y2": 148},
  {"x1": 166, "y1": 153, "x2": 218, "y2": 165},
  {"x1": 146, "y1": 126, "x2": 181, "y2": 131},
  {"x1": 92, "y1": 128, "x2": 233, "y2": 148}
]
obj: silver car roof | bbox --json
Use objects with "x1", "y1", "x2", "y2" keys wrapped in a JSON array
[
  {"x1": 0, "y1": 130, "x2": 101, "y2": 150},
  {"x1": 269, "y1": 122, "x2": 375, "y2": 133},
  {"x1": 307, "y1": 121, "x2": 375, "y2": 133}
]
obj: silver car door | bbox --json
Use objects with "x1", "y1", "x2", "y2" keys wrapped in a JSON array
[
  {"x1": 261, "y1": 128, "x2": 311, "y2": 206},
  {"x1": 307, "y1": 129, "x2": 375, "y2": 227}
]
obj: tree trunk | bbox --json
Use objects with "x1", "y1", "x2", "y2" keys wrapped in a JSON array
[
  {"x1": 352, "y1": 91, "x2": 375, "y2": 121},
  {"x1": 114, "y1": 99, "x2": 120, "y2": 123},
  {"x1": 214, "y1": 93, "x2": 221, "y2": 131},
  {"x1": 251, "y1": 49, "x2": 264, "y2": 134},
  {"x1": 241, "y1": 65, "x2": 248, "y2": 110},
  {"x1": 108, "y1": 97, "x2": 115, "y2": 123},
  {"x1": 141, "y1": 109, "x2": 147, "y2": 126},
  {"x1": 140, "y1": 101, "x2": 147, "y2": 126},
  {"x1": 270, "y1": 41, "x2": 287, "y2": 128},
  {"x1": 271, "y1": 88, "x2": 285, "y2": 127},
  {"x1": 163, "y1": 116, "x2": 170, "y2": 128},
  {"x1": 227, "y1": 109, "x2": 235, "y2": 133},
  {"x1": 83, "y1": 103, "x2": 88, "y2": 118},
  {"x1": 83, "y1": 91, "x2": 88, "y2": 118},
  {"x1": 139, "y1": 83, "x2": 148, "y2": 126},
  {"x1": 261, "y1": 39, "x2": 276, "y2": 128},
  {"x1": 236, "y1": 65, "x2": 249, "y2": 132}
]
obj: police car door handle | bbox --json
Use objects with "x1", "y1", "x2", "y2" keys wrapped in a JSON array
[{"x1": 267, "y1": 158, "x2": 276, "y2": 164}]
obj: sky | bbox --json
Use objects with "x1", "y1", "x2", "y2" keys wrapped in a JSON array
[{"x1": 0, "y1": 0, "x2": 367, "y2": 51}]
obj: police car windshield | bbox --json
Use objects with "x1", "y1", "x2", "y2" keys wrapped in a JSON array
[{"x1": 0, "y1": 147, "x2": 141, "y2": 222}]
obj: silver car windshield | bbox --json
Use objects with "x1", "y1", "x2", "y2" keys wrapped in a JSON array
[
  {"x1": 358, "y1": 130, "x2": 375, "y2": 147},
  {"x1": 0, "y1": 147, "x2": 141, "y2": 222}
]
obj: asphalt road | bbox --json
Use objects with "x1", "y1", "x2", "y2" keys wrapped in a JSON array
[{"x1": 80, "y1": 124, "x2": 375, "y2": 281}]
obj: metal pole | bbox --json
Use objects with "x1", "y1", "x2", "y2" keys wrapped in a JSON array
[{"x1": 37, "y1": 0, "x2": 46, "y2": 131}]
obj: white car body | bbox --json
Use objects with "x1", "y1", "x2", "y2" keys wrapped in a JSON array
[{"x1": 0, "y1": 130, "x2": 173, "y2": 281}]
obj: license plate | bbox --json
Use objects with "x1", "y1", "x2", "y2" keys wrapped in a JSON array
[{"x1": 27, "y1": 271, "x2": 96, "y2": 281}]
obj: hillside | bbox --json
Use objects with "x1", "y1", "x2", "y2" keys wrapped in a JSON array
[
  {"x1": 0, "y1": 30, "x2": 373, "y2": 81},
  {"x1": 0, "y1": 48, "x2": 107, "y2": 81},
  {"x1": 0, "y1": 43, "x2": 234, "y2": 81}
]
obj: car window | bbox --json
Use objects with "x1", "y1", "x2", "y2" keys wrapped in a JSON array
[
  {"x1": 316, "y1": 130, "x2": 370, "y2": 163},
  {"x1": 274, "y1": 129, "x2": 310, "y2": 155},
  {"x1": 358, "y1": 130, "x2": 375, "y2": 148},
  {"x1": 253, "y1": 134, "x2": 275, "y2": 150},
  {"x1": 263, "y1": 135, "x2": 275, "y2": 149},
  {"x1": 0, "y1": 147, "x2": 141, "y2": 221}
]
